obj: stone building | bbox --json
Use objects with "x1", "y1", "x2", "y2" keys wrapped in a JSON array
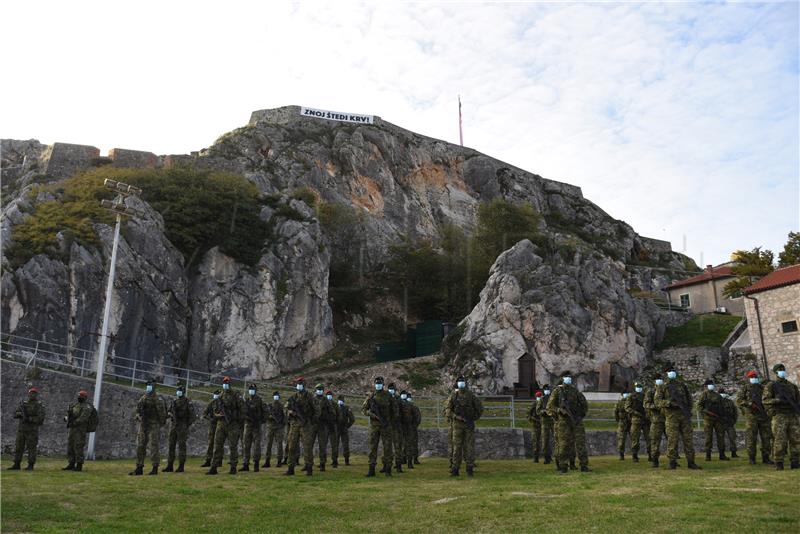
[
  {"x1": 665, "y1": 263, "x2": 743, "y2": 315},
  {"x1": 743, "y1": 264, "x2": 800, "y2": 382}
]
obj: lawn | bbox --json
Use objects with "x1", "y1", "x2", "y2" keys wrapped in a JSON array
[
  {"x1": 2, "y1": 455, "x2": 797, "y2": 533},
  {"x1": 655, "y1": 313, "x2": 743, "y2": 350}
]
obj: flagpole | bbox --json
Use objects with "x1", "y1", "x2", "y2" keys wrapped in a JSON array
[{"x1": 458, "y1": 95, "x2": 464, "y2": 146}]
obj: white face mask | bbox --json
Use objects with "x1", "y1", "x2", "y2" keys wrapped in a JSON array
[
  {"x1": 622, "y1": 393, "x2": 629, "y2": 399},
  {"x1": 749, "y1": 377, "x2": 759, "y2": 385},
  {"x1": 777, "y1": 370, "x2": 787, "y2": 379},
  {"x1": 176, "y1": 390, "x2": 184, "y2": 397},
  {"x1": 655, "y1": 379, "x2": 664, "y2": 386},
  {"x1": 563, "y1": 377, "x2": 572, "y2": 385},
  {"x1": 667, "y1": 371, "x2": 677, "y2": 380},
  {"x1": 273, "y1": 395, "x2": 280, "y2": 401},
  {"x1": 635, "y1": 387, "x2": 643, "y2": 393},
  {"x1": 326, "y1": 394, "x2": 333, "y2": 401},
  {"x1": 145, "y1": 385, "x2": 153, "y2": 393},
  {"x1": 707, "y1": 384, "x2": 715, "y2": 391},
  {"x1": 400, "y1": 394, "x2": 408, "y2": 400},
  {"x1": 223, "y1": 383, "x2": 230, "y2": 391},
  {"x1": 249, "y1": 389, "x2": 256, "y2": 396},
  {"x1": 316, "y1": 390, "x2": 324, "y2": 396},
  {"x1": 296, "y1": 384, "x2": 304, "y2": 392},
  {"x1": 375, "y1": 383, "x2": 384, "y2": 391},
  {"x1": 388, "y1": 389, "x2": 396, "y2": 396},
  {"x1": 543, "y1": 389, "x2": 550, "y2": 395},
  {"x1": 407, "y1": 398, "x2": 413, "y2": 403},
  {"x1": 338, "y1": 400, "x2": 344, "y2": 406},
  {"x1": 213, "y1": 394, "x2": 220, "y2": 400},
  {"x1": 457, "y1": 381, "x2": 466, "y2": 389}
]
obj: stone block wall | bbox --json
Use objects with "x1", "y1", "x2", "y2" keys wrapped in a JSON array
[
  {"x1": 744, "y1": 284, "x2": 800, "y2": 383},
  {"x1": 108, "y1": 148, "x2": 159, "y2": 168},
  {"x1": 42, "y1": 143, "x2": 100, "y2": 178}
]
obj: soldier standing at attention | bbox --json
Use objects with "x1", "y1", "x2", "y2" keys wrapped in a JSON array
[
  {"x1": 312, "y1": 383, "x2": 334, "y2": 472},
  {"x1": 206, "y1": 376, "x2": 244, "y2": 475},
  {"x1": 8, "y1": 387, "x2": 46, "y2": 471},
  {"x1": 615, "y1": 392, "x2": 631, "y2": 460},
  {"x1": 399, "y1": 390, "x2": 414, "y2": 469},
  {"x1": 63, "y1": 390, "x2": 95, "y2": 472},
  {"x1": 645, "y1": 374, "x2": 667, "y2": 468},
  {"x1": 129, "y1": 381, "x2": 167, "y2": 476},
  {"x1": 762, "y1": 363, "x2": 800, "y2": 470},
  {"x1": 326, "y1": 390, "x2": 341, "y2": 468},
  {"x1": 242, "y1": 383, "x2": 266, "y2": 472},
  {"x1": 625, "y1": 383, "x2": 651, "y2": 462},
  {"x1": 718, "y1": 388, "x2": 738, "y2": 458},
  {"x1": 386, "y1": 383, "x2": 405, "y2": 473},
  {"x1": 655, "y1": 366, "x2": 701, "y2": 470},
  {"x1": 284, "y1": 377, "x2": 319, "y2": 476},
  {"x1": 736, "y1": 370, "x2": 773, "y2": 465},
  {"x1": 263, "y1": 391, "x2": 286, "y2": 468},
  {"x1": 363, "y1": 376, "x2": 394, "y2": 477},
  {"x1": 336, "y1": 395, "x2": 356, "y2": 466},
  {"x1": 538, "y1": 385, "x2": 554, "y2": 464},
  {"x1": 200, "y1": 390, "x2": 220, "y2": 468},
  {"x1": 698, "y1": 379, "x2": 729, "y2": 461},
  {"x1": 164, "y1": 385, "x2": 196, "y2": 473},
  {"x1": 547, "y1": 371, "x2": 590, "y2": 474},
  {"x1": 408, "y1": 393, "x2": 422, "y2": 464},
  {"x1": 444, "y1": 382, "x2": 457, "y2": 471},
  {"x1": 446, "y1": 375, "x2": 483, "y2": 477},
  {"x1": 527, "y1": 390, "x2": 544, "y2": 463}
]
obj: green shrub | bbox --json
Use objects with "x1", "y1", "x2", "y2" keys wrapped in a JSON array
[{"x1": 291, "y1": 187, "x2": 318, "y2": 207}]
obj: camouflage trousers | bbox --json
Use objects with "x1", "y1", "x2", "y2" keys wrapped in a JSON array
[
  {"x1": 212, "y1": 421, "x2": 241, "y2": 467},
  {"x1": 530, "y1": 419, "x2": 542, "y2": 457},
  {"x1": 447, "y1": 420, "x2": 454, "y2": 468},
  {"x1": 771, "y1": 413, "x2": 800, "y2": 464},
  {"x1": 336, "y1": 426, "x2": 350, "y2": 460},
  {"x1": 723, "y1": 425, "x2": 737, "y2": 453},
  {"x1": 204, "y1": 420, "x2": 216, "y2": 464},
  {"x1": 616, "y1": 420, "x2": 631, "y2": 454},
  {"x1": 167, "y1": 423, "x2": 189, "y2": 465},
  {"x1": 555, "y1": 418, "x2": 588, "y2": 468},
  {"x1": 14, "y1": 425, "x2": 39, "y2": 465},
  {"x1": 326, "y1": 424, "x2": 339, "y2": 463},
  {"x1": 451, "y1": 420, "x2": 476, "y2": 470},
  {"x1": 541, "y1": 417, "x2": 554, "y2": 459},
  {"x1": 367, "y1": 423, "x2": 393, "y2": 466},
  {"x1": 703, "y1": 417, "x2": 726, "y2": 453},
  {"x1": 402, "y1": 425, "x2": 415, "y2": 461},
  {"x1": 66, "y1": 426, "x2": 88, "y2": 465},
  {"x1": 242, "y1": 422, "x2": 262, "y2": 465},
  {"x1": 265, "y1": 424, "x2": 284, "y2": 462},
  {"x1": 630, "y1": 416, "x2": 651, "y2": 456},
  {"x1": 312, "y1": 424, "x2": 329, "y2": 465},
  {"x1": 135, "y1": 422, "x2": 161, "y2": 467},
  {"x1": 286, "y1": 421, "x2": 314, "y2": 468},
  {"x1": 392, "y1": 424, "x2": 405, "y2": 463},
  {"x1": 649, "y1": 418, "x2": 667, "y2": 460},
  {"x1": 664, "y1": 412, "x2": 695, "y2": 462},
  {"x1": 744, "y1": 414, "x2": 772, "y2": 458}
]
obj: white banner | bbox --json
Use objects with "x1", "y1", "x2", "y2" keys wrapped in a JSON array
[{"x1": 300, "y1": 106, "x2": 374, "y2": 124}]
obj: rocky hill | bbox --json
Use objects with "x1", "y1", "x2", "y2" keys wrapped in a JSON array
[{"x1": 1, "y1": 106, "x2": 697, "y2": 387}]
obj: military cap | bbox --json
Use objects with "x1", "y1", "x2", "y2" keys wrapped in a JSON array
[
  {"x1": 325, "y1": 389, "x2": 333, "y2": 395},
  {"x1": 653, "y1": 372, "x2": 663, "y2": 379},
  {"x1": 535, "y1": 390, "x2": 543, "y2": 397},
  {"x1": 295, "y1": 376, "x2": 306, "y2": 383},
  {"x1": 542, "y1": 384, "x2": 550, "y2": 390},
  {"x1": 400, "y1": 389, "x2": 408, "y2": 395},
  {"x1": 176, "y1": 385, "x2": 185, "y2": 392},
  {"x1": 78, "y1": 390, "x2": 89, "y2": 398},
  {"x1": 634, "y1": 382, "x2": 643, "y2": 388},
  {"x1": 746, "y1": 370, "x2": 758, "y2": 378},
  {"x1": 456, "y1": 375, "x2": 465, "y2": 382},
  {"x1": 388, "y1": 382, "x2": 397, "y2": 389},
  {"x1": 375, "y1": 376, "x2": 384, "y2": 384},
  {"x1": 213, "y1": 389, "x2": 221, "y2": 395},
  {"x1": 560, "y1": 370, "x2": 572, "y2": 377},
  {"x1": 315, "y1": 383, "x2": 324, "y2": 390},
  {"x1": 222, "y1": 376, "x2": 232, "y2": 383},
  {"x1": 703, "y1": 378, "x2": 714, "y2": 386},
  {"x1": 248, "y1": 383, "x2": 257, "y2": 389},
  {"x1": 273, "y1": 391, "x2": 280, "y2": 396},
  {"x1": 773, "y1": 363, "x2": 786, "y2": 372},
  {"x1": 28, "y1": 387, "x2": 39, "y2": 394}
]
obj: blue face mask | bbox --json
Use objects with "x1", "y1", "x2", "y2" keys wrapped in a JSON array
[
  {"x1": 375, "y1": 383, "x2": 384, "y2": 391},
  {"x1": 622, "y1": 393, "x2": 629, "y2": 399},
  {"x1": 388, "y1": 389, "x2": 396, "y2": 396},
  {"x1": 145, "y1": 385, "x2": 153, "y2": 393},
  {"x1": 223, "y1": 383, "x2": 230, "y2": 391},
  {"x1": 667, "y1": 371, "x2": 677, "y2": 380},
  {"x1": 249, "y1": 389, "x2": 256, "y2": 396},
  {"x1": 707, "y1": 384, "x2": 715, "y2": 391},
  {"x1": 296, "y1": 384, "x2": 304, "y2": 392},
  {"x1": 316, "y1": 390, "x2": 324, "y2": 397},
  {"x1": 655, "y1": 379, "x2": 664, "y2": 386},
  {"x1": 273, "y1": 395, "x2": 280, "y2": 401},
  {"x1": 749, "y1": 377, "x2": 759, "y2": 385},
  {"x1": 635, "y1": 387, "x2": 643, "y2": 393},
  {"x1": 338, "y1": 400, "x2": 344, "y2": 406},
  {"x1": 563, "y1": 377, "x2": 572, "y2": 385},
  {"x1": 176, "y1": 390, "x2": 184, "y2": 398},
  {"x1": 457, "y1": 381, "x2": 466, "y2": 389},
  {"x1": 777, "y1": 370, "x2": 787, "y2": 379},
  {"x1": 400, "y1": 394, "x2": 407, "y2": 400},
  {"x1": 326, "y1": 394, "x2": 333, "y2": 401},
  {"x1": 213, "y1": 394, "x2": 220, "y2": 400},
  {"x1": 407, "y1": 398, "x2": 413, "y2": 403},
  {"x1": 543, "y1": 389, "x2": 550, "y2": 396}
]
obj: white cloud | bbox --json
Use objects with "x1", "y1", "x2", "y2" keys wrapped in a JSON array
[{"x1": 1, "y1": 0, "x2": 797, "y2": 265}]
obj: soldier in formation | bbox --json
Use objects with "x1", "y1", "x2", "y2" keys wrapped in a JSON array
[
  {"x1": 201, "y1": 390, "x2": 220, "y2": 468},
  {"x1": 263, "y1": 390, "x2": 286, "y2": 468},
  {"x1": 645, "y1": 374, "x2": 667, "y2": 468},
  {"x1": 311, "y1": 383, "x2": 335, "y2": 472},
  {"x1": 164, "y1": 385, "x2": 196, "y2": 473},
  {"x1": 737, "y1": 370, "x2": 773, "y2": 465},
  {"x1": 129, "y1": 381, "x2": 167, "y2": 476},
  {"x1": 399, "y1": 390, "x2": 414, "y2": 469},
  {"x1": 614, "y1": 392, "x2": 631, "y2": 460},
  {"x1": 8, "y1": 387, "x2": 46, "y2": 471},
  {"x1": 206, "y1": 376, "x2": 244, "y2": 475},
  {"x1": 325, "y1": 390, "x2": 341, "y2": 468},
  {"x1": 63, "y1": 390, "x2": 95, "y2": 472},
  {"x1": 336, "y1": 395, "x2": 356, "y2": 465},
  {"x1": 718, "y1": 388, "x2": 738, "y2": 458},
  {"x1": 625, "y1": 382, "x2": 651, "y2": 462},
  {"x1": 446, "y1": 375, "x2": 483, "y2": 477},
  {"x1": 762, "y1": 363, "x2": 800, "y2": 470},
  {"x1": 547, "y1": 371, "x2": 590, "y2": 474},
  {"x1": 242, "y1": 383, "x2": 266, "y2": 472},
  {"x1": 527, "y1": 390, "x2": 544, "y2": 463},
  {"x1": 697, "y1": 379, "x2": 729, "y2": 461},
  {"x1": 284, "y1": 377, "x2": 318, "y2": 476},
  {"x1": 655, "y1": 366, "x2": 701, "y2": 470},
  {"x1": 406, "y1": 393, "x2": 421, "y2": 465},
  {"x1": 387, "y1": 383, "x2": 405, "y2": 473},
  {"x1": 538, "y1": 385, "x2": 554, "y2": 464},
  {"x1": 363, "y1": 376, "x2": 394, "y2": 477}
]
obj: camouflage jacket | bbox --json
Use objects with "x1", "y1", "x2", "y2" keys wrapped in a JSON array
[
  {"x1": 285, "y1": 390, "x2": 318, "y2": 426},
  {"x1": 736, "y1": 382, "x2": 769, "y2": 420},
  {"x1": 697, "y1": 389, "x2": 724, "y2": 419},
  {"x1": 337, "y1": 404, "x2": 356, "y2": 429},
  {"x1": 314, "y1": 395, "x2": 336, "y2": 426},
  {"x1": 445, "y1": 389, "x2": 483, "y2": 425},
  {"x1": 721, "y1": 397, "x2": 738, "y2": 427},
  {"x1": 624, "y1": 392, "x2": 648, "y2": 420},
  {"x1": 362, "y1": 390, "x2": 394, "y2": 427},
  {"x1": 399, "y1": 399, "x2": 414, "y2": 427},
  {"x1": 410, "y1": 403, "x2": 422, "y2": 427},
  {"x1": 136, "y1": 392, "x2": 167, "y2": 427},
  {"x1": 763, "y1": 378, "x2": 800, "y2": 417},
  {"x1": 266, "y1": 400, "x2": 286, "y2": 428},
  {"x1": 15, "y1": 398, "x2": 46, "y2": 427},
  {"x1": 203, "y1": 399, "x2": 215, "y2": 421},
  {"x1": 643, "y1": 386, "x2": 664, "y2": 422},
  {"x1": 615, "y1": 398, "x2": 630, "y2": 423},
  {"x1": 243, "y1": 394, "x2": 266, "y2": 425},
  {"x1": 547, "y1": 384, "x2": 588, "y2": 422},
  {"x1": 329, "y1": 402, "x2": 341, "y2": 429},
  {"x1": 655, "y1": 379, "x2": 692, "y2": 419},
  {"x1": 537, "y1": 395, "x2": 553, "y2": 420},
  {"x1": 527, "y1": 398, "x2": 543, "y2": 422},
  {"x1": 168, "y1": 396, "x2": 196, "y2": 427},
  {"x1": 67, "y1": 400, "x2": 94, "y2": 429},
  {"x1": 213, "y1": 389, "x2": 245, "y2": 426},
  {"x1": 388, "y1": 394, "x2": 402, "y2": 428}
]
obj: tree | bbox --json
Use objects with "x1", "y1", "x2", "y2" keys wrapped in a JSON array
[
  {"x1": 778, "y1": 231, "x2": 800, "y2": 267},
  {"x1": 722, "y1": 247, "x2": 775, "y2": 298}
]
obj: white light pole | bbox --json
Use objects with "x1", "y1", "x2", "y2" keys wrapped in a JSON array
[{"x1": 87, "y1": 179, "x2": 142, "y2": 460}]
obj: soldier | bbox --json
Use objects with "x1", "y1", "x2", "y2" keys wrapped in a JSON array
[
  {"x1": 363, "y1": 376, "x2": 395, "y2": 477},
  {"x1": 446, "y1": 375, "x2": 483, "y2": 477},
  {"x1": 387, "y1": 383, "x2": 405, "y2": 473},
  {"x1": 263, "y1": 391, "x2": 286, "y2": 468},
  {"x1": 655, "y1": 366, "x2": 701, "y2": 469},
  {"x1": 718, "y1": 388, "x2": 738, "y2": 459},
  {"x1": 407, "y1": 393, "x2": 422, "y2": 464},
  {"x1": 444, "y1": 382, "x2": 458, "y2": 470},
  {"x1": 737, "y1": 370, "x2": 773, "y2": 465},
  {"x1": 527, "y1": 390, "x2": 544, "y2": 463},
  {"x1": 200, "y1": 391, "x2": 220, "y2": 468},
  {"x1": 326, "y1": 390, "x2": 341, "y2": 468},
  {"x1": 63, "y1": 390, "x2": 95, "y2": 472},
  {"x1": 645, "y1": 374, "x2": 667, "y2": 468},
  {"x1": 8, "y1": 387, "x2": 46, "y2": 471},
  {"x1": 538, "y1": 385, "x2": 554, "y2": 464},
  {"x1": 164, "y1": 385, "x2": 196, "y2": 473},
  {"x1": 284, "y1": 377, "x2": 319, "y2": 476},
  {"x1": 762, "y1": 363, "x2": 800, "y2": 470},
  {"x1": 336, "y1": 395, "x2": 356, "y2": 466},
  {"x1": 546, "y1": 371, "x2": 590, "y2": 473},
  {"x1": 625, "y1": 383, "x2": 651, "y2": 462},
  {"x1": 129, "y1": 381, "x2": 167, "y2": 476},
  {"x1": 206, "y1": 376, "x2": 245, "y2": 475},
  {"x1": 698, "y1": 379, "x2": 728, "y2": 461},
  {"x1": 311, "y1": 383, "x2": 335, "y2": 472},
  {"x1": 615, "y1": 392, "x2": 631, "y2": 460},
  {"x1": 242, "y1": 383, "x2": 266, "y2": 472},
  {"x1": 399, "y1": 390, "x2": 414, "y2": 469}
]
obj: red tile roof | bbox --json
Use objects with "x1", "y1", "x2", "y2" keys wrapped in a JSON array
[
  {"x1": 743, "y1": 264, "x2": 800, "y2": 295},
  {"x1": 666, "y1": 265, "x2": 735, "y2": 290}
]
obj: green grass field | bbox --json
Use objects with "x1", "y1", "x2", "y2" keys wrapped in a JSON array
[{"x1": 2, "y1": 455, "x2": 797, "y2": 533}]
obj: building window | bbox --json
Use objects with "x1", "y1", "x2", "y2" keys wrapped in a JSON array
[
  {"x1": 680, "y1": 294, "x2": 690, "y2": 308},
  {"x1": 781, "y1": 320, "x2": 799, "y2": 334}
]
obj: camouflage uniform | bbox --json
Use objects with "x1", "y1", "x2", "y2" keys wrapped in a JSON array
[
  {"x1": 210, "y1": 389, "x2": 245, "y2": 471},
  {"x1": 762, "y1": 374, "x2": 800, "y2": 468},
  {"x1": 624, "y1": 391, "x2": 651, "y2": 461},
  {"x1": 446, "y1": 388, "x2": 483, "y2": 475},
  {"x1": 242, "y1": 391, "x2": 266, "y2": 470},
  {"x1": 399, "y1": 396, "x2": 414, "y2": 467},
  {"x1": 65, "y1": 398, "x2": 94, "y2": 469},
  {"x1": 720, "y1": 395, "x2": 738, "y2": 457},
  {"x1": 698, "y1": 387, "x2": 727, "y2": 459},
  {"x1": 736, "y1": 381, "x2": 773, "y2": 463},
  {"x1": 388, "y1": 391, "x2": 405, "y2": 471},
  {"x1": 444, "y1": 398, "x2": 454, "y2": 469},
  {"x1": 202, "y1": 398, "x2": 217, "y2": 466},
  {"x1": 285, "y1": 387, "x2": 319, "y2": 474},
  {"x1": 527, "y1": 397, "x2": 543, "y2": 462},
  {"x1": 12, "y1": 393, "x2": 46, "y2": 469},
  {"x1": 537, "y1": 393, "x2": 554, "y2": 463},
  {"x1": 614, "y1": 397, "x2": 631, "y2": 458},
  {"x1": 264, "y1": 398, "x2": 286, "y2": 467},
  {"x1": 362, "y1": 388, "x2": 394, "y2": 475},
  {"x1": 165, "y1": 394, "x2": 195, "y2": 471},
  {"x1": 327, "y1": 396, "x2": 341, "y2": 467},
  {"x1": 312, "y1": 393, "x2": 336, "y2": 470},
  {"x1": 336, "y1": 401, "x2": 356, "y2": 464},
  {"x1": 409, "y1": 400, "x2": 421, "y2": 463},
  {"x1": 546, "y1": 382, "x2": 589, "y2": 472},
  {"x1": 134, "y1": 391, "x2": 167, "y2": 470},
  {"x1": 655, "y1": 378, "x2": 698, "y2": 468},
  {"x1": 645, "y1": 384, "x2": 667, "y2": 466}
]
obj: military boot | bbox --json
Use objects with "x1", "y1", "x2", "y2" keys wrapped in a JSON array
[
  {"x1": 129, "y1": 464, "x2": 144, "y2": 476},
  {"x1": 8, "y1": 463, "x2": 21, "y2": 470},
  {"x1": 668, "y1": 460, "x2": 678, "y2": 470},
  {"x1": 379, "y1": 464, "x2": 388, "y2": 473},
  {"x1": 762, "y1": 453, "x2": 774, "y2": 465},
  {"x1": 632, "y1": 453, "x2": 639, "y2": 463},
  {"x1": 319, "y1": 462, "x2": 326, "y2": 472},
  {"x1": 790, "y1": 460, "x2": 799, "y2": 470},
  {"x1": 533, "y1": 454, "x2": 539, "y2": 463},
  {"x1": 619, "y1": 452, "x2": 624, "y2": 461},
  {"x1": 62, "y1": 462, "x2": 75, "y2": 471},
  {"x1": 229, "y1": 465, "x2": 237, "y2": 475},
  {"x1": 558, "y1": 464, "x2": 568, "y2": 475},
  {"x1": 253, "y1": 462, "x2": 259, "y2": 473},
  {"x1": 775, "y1": 462, "x2": 784, "y2": 471},
  {"x1": 407, "y1": 459, "x2": 414, "y2": 469},
  {"x1": 580, "y1": 465, "x2": 591, "y2": 472},
  {"x1": 749, "y1": 455, "x2": 756, "y2": 465},
  {"x1": 241, "y1": 462, "x2": 249, "y2": 472},
  {"x1": 332, "y1": 460, "x2": 338, "y2": 468},
  {"x1": 205, "y1": 465, "x2": 218, "y2": 475},
  {"x1": 163, "y1": 462, "x2": 174, "y2": 472},
  {"x1": 176, "y1": 462, "x2": 185, "y2": 473},
  {"x1": 305, "y1": 464, "x2": 313, "y2": 476},
  {"x1": 345, "y1": 457, "x2": 351, "y2": 466},
  {"x1": 395, "y1": 461, "x2": 403, "y2": 473},
  {"x1": 450, "y1": 467, "x2": 459, "y2": 477},
  {"x1": 687, "y1": 462, "x2": 702, "y2": 470},
  {"x1": 384, "y1": 463, "x2": 392, "y2": 477},
  {"x1": 284, "y1": 465, "x2": 295, "y2": 476},
  {"x1": 414, "y1": 457, "x2": 420, "y2": 464},
  {"x1": 466, "y1": 466, "x2": 474, "y2": 477},
  {"x1": 543, "y1": 455, "x2": 552, "y2": 465},
  {"x1": 25, "y1": 463, "x2": 34, "y2": 471},
  {"x1": 148, "y1": 465, "x2": 158, "y2": 475},
  {"x1": 705, "y1": 450, "x2": 712, "y2": 461},
  {"x1": 262, "y1": 459, "x2": 270, "y2": 468},
  {"x1": 366, "y1": 464, "x2": 376, "y2": 477},
  {"x1": 719, "y1": 452, "x2": 730, "y2": 461},
  {"x1": 651, "y1": 458, "x2": 659, "y2": 468},
  {"x1": 730, "y1": 450, "x2": 738, "y2": 458},
  {"x1": 200, "y1": 460, "x2": 211, "y2": 468},
  {"x1": 74, "y1": 463, "x2": 83, "y2": 472}
]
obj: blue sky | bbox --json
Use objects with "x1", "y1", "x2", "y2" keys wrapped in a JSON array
[{"x1": 1, "y1": 1, "x2": 798, "y2": 266}]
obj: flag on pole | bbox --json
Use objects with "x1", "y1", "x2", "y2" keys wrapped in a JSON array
[{"x1": 458, "y1": 95, "x2": 464, "y2": 146}]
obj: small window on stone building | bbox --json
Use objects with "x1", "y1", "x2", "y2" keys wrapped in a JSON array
[
  {"x1": 781, "y1": 320, "x2": 799, "y2": 334},
  {"x1": 680, "y1": 294, "x2": 690, "y2": 308}
]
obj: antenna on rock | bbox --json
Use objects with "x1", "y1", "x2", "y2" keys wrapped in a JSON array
[{"x1": 458, "y1": 95, "x2": 464, "y2": 147}]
